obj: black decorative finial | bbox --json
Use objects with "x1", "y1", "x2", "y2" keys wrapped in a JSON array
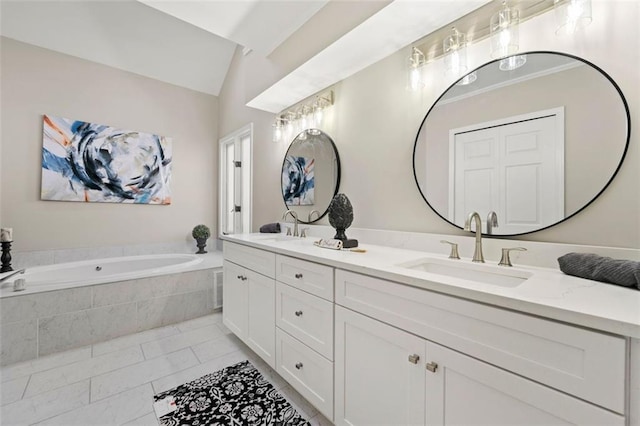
[{"x1": 328, "y1": 194, "x2": 358, "y2": 248}]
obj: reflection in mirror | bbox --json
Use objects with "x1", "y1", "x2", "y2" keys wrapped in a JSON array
[
  {"x1": 281, "y1": 129, "x2": 340, "y2": 224},
  {"x1": 414, "y1": 52, "x2": 629, "y2": 236}
]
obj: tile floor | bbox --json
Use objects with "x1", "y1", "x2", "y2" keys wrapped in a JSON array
[{"x1": 0, "y1": 312, "x2": 333, "y2": 425}]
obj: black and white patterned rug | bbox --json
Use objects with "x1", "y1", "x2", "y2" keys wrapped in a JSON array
[{"x1": 153, "y1": 360, "x2": 310, "y2": 425}]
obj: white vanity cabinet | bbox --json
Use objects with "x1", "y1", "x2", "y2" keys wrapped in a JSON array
[
  {"x1": 335, "y1": 306, "x2": 624, "y2": 426},
  {"x1": 334, "y1": 270, "x2": 626, "y2": 426},
  {"x1": 223, "y1": 237, "x2": 633, "y2": 426},
  {"x1": 223, "y1": 243, "x2": 276, "y2": 368}
]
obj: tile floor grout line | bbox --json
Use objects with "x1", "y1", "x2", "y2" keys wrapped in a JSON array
[
  {"x1": 19, "y1": 380, "x2": 92, "y2": 426},
  {"x1": 1, "y1": 345, "x2": 93, "y2": 384},
  {"x1": 20, "y1": 374, "x2": 32, "y2": 400},
  {"x1": 126, "y1": 410, "x2": 157, "y2": 425}
]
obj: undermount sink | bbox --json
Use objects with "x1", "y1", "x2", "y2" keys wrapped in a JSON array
[{"x1": 398, "y1": 258, "x2": 532, "y2": 288}]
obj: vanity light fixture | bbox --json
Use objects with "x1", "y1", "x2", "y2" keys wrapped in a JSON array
[
  {"x1": 272, "y1": 117, "x2": 284, "y2": 143},
  {"x1": 443, "y1": 27, "x2": 468, "y2": 78},
  {"x1": 408, "y1": 46, "x2": 426, "y2": 91},
  {"x1": 490, "y1": 1, "x2": 520, "y2": 59},
  {"x1": 272, "y1": 90, "x2": 334, "y2": 142},
  {"x1": 490, "y1": 2, "x2": 527, "y2": 71},
  {"x1": 554, "y1": 0, "x2": 592, "y2": 35}
]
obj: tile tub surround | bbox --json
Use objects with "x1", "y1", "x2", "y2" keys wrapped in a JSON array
[{"x1": 0, "y1": 267, "x2": 223, "y2": 366}]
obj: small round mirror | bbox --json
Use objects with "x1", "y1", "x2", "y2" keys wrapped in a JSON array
[{"x1": 281, "y1": 129, "x2": 341, "y2": 223}]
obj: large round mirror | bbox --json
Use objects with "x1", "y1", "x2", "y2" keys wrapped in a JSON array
[
  {"x1": 281, "y1": 129, "x2": 340, "y2": 223},
  {"x1": 413, "y1": 51, "x2": 630, "y2": 236}
]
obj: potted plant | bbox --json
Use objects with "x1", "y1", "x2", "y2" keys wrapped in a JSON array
[{"x1": 192, "y1": 224, "x2": 211, "y2": 254}]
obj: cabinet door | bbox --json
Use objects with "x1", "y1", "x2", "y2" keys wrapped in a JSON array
[
  {"x1": 425, "y1": 342, "x2": 624, "y2": 426},
  {"x1": 335, "y1": 306, "x2": 425, "y2": 426},
  {"x1": 222, "y1": 261, "x2": 248, "y2": 339},
  {"x1": 246, "y1": 269, "x2": 275, "y2": 368}
]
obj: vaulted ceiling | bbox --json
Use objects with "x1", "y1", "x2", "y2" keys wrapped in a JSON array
[{"x1": 0, "y1": 0, "x2": 490, "y2": 111}]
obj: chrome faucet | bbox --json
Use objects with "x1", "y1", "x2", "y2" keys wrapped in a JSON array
[
  {"x1": 308, "y1": 210, "x2": 320, "y2": 222},
  {"x1": 283, "y1": 210, "x2": 299, "y2": 237},
  {"x1": 0, "y1": 269, "x2": 25, "y2": 284},
  {"x1": 487, "y1": 211, "x2": 498, "y2": 235},
  {"x1": 464, "y1": 212, "x2": 485, "y2": 263}
]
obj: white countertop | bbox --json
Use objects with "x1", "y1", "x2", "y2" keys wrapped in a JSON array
[{"x1": 222, "y1": 233, "x2": 640, "y2": 338}]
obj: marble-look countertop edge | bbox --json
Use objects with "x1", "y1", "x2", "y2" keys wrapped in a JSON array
[{"x1": 221, "y1": 234, "x2": 640, "y2": 339}]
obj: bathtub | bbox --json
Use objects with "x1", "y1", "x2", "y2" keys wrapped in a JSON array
[
  {"x1": 0, "y1": 253, "x2": 223, "y2": 366},
  {"x1": 0, "y1": 253, "x2": 203, "y2": 297}
]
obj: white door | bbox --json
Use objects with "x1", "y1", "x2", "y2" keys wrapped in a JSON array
[
  {"x1": 219, "y1": 124, "x2": 252, "y2": 236},
  {"x1": 335, "y1": 306, "x2": 426, "y2": 426},
  {"x1": 222, "y1": 261, "x2": 247, "y2": 339},
  {"x1": 450, "y1": 108, "x2": 564, "y2": 234},
  {"x1": 425, "y1": 341, "x2": 624, "y2": 426},
  {"x1": 246, "y1": 269, "x2": 276, "y2": 368}
]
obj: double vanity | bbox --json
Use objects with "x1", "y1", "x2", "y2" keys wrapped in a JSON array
[{"x1": 221, "y1": 232, "x2": 639, "y2": 425}]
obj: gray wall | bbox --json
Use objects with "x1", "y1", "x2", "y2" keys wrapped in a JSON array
[
  {"x1": 219, "y1": 1, "x2": 639, "y2": 249},
  {"x1": 0, "y1": 37, "x2": 219, "y2": 251}
]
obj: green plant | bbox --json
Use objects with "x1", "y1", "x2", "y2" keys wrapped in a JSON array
[{"x1": 192, "y1": 224, "x2": 211, "y2": 240}]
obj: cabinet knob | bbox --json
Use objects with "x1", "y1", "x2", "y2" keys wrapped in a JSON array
[
  {"x1": 295, "y1": 362, "x2": 303, "y2": 370},
  {"x1": 408, "y1": 354, "x2": 420, "y2": 364},
  {"x1": 426, "y1": 362, "x2": 438, "y2": 373},
  {"x1": 294, "y1": 273, "x2": 303, "y2": 279},
  {"x1": 295, "y1": 310, "x2": 303, "y2": 317},
  {"x1": 236, "y1": 275, "x2": 243, "y2": 280}
]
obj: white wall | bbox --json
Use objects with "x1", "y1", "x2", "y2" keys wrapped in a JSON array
[
  {"x1": 0, "y1": 37, "x2": 219, "y2": 251},
  {"x1": 220, "y1": 1, "x2": 639, "y2": 249}
]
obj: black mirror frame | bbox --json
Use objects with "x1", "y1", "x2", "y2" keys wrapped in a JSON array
[
  {"x1": 281, "y1": 129, "x2": 341, "y2": 224},
  {"x1": 412, "y1": 51, "x2": 631, "y2": 237}
]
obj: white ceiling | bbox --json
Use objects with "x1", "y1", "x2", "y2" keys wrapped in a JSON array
[{"x1": 0, "y1": 0, "x2": 491, "y2": 109}]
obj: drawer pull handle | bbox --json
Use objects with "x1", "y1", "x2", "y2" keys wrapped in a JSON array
[
  {"x1": 426, "y1": 362, "x2": 438, "y2": 373},
  {"x1": 408, "y1": 354, "x2": 420, "y2": 364},
  {"x1": 295, "y1": 362, "x2": 303, "y2": 370},
  {"x1": 294, "y1": 273, "x2": 303, "y2": 279},
  {"x1": 295, "y1": 310, "x2": 303, "y2": 317}
]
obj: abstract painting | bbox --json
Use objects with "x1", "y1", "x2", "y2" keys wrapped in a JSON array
[
  {"x1": 41, "y1": 115, "x2": 172, "y2": 204},
  {"x1": 282, "y1": 156, "x2": 314, "y2": 206}
]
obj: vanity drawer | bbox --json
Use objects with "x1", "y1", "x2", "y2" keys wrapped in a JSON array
[
  {"x1": 275, "y1": 328, "x2": 333, "y2": 420},
  {"x1": 335, "y1": 269, "x2": 626, "y2": 413},
  {"x1": 276, "y1": 282, "x2": 334, "y2": 360},
  {"x1": 224, "y1": 242, "x2": 275, "y2": 278},
  {"x1": 276, "y1": 255, "x2": 333, "y2": 301}
]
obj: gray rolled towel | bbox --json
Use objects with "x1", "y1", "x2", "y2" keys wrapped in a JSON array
[
  {"x1": 557, "y1": 253, "x2": 640, "y2": 289},
  {"x1": 259, "y1": 223, "x2": 281, "y2": 233}
]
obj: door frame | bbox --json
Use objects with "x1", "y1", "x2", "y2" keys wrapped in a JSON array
[{"x1": 218, "y1": 123, "x2": 253, "y2": 237}]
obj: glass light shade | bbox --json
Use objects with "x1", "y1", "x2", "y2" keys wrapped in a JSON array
[
  {"x1": 490, "y1": 2, "x2": 520, "y2": 59},
  {"x1": 313, "y1": 103, "x2": 324, "y2": 127},
  {"x1": 456, "y1": 71, "x2": 477, "y2": 86},
  {"x1": 554, "y1": 0, "x2": 592, "y2": 35},
  {"x1": 272, "y1": 118, "x2": 283, "y2": 142},
  {"x1": 408, "y1": 47, "x2": 426, "y2": 91},
  {"x1": 499, "y1": 54, "x2": 527, "y2": 71},
  {"x1": 443, "y1": 27, "x2": 468, "y2": 77}
]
